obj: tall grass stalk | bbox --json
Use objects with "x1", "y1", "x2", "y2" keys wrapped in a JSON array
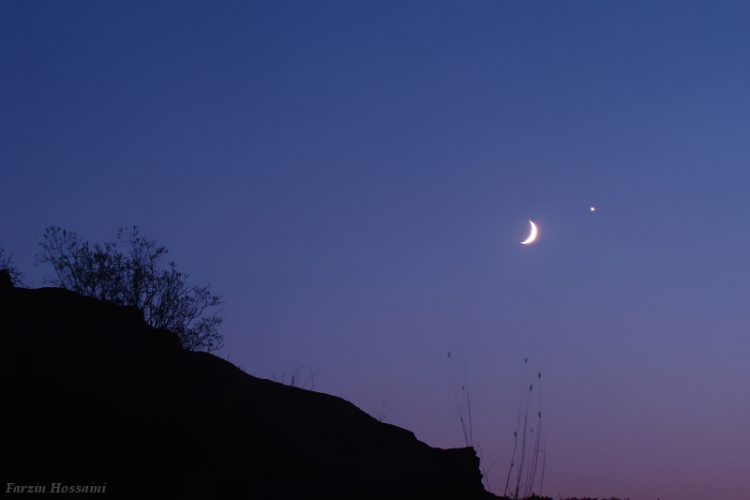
[
  {"x1": 504, "y1": 357, "x2": 528, "y2": 497},
  {"x1": 463, "y1": 357, "x2": 474, "y2": 447},
  {"x1": 505, "y1": 358, "x2": 547, "y2": 499},
  {"x1": 524, "y1": 372, "x2": 544, "y2": 497},
  {"x1": 447, "y1": 351, "x2": 473, "y2": 447},
  {"x1": 503, "y1": 428, "x2": 518, "y2": 497},
  {"x1": 514, "y1": 384, "x2": 532, "y2": 499}
]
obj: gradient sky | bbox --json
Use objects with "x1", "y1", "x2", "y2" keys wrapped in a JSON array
[{"x1": 4, "y1": 2, "x2": 750, "y2": 498}]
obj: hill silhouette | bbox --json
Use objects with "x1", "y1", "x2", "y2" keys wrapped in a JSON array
[{"x1": 0, "y1": 276, "x2": 497, "y2": 499}]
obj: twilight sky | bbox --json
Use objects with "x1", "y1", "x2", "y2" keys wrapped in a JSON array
[{"x1": 4, "y1": 2, "x2": 750, "y2": 498}]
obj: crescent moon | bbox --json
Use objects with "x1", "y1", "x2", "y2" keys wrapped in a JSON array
[{"x1": 521, "y1": 220, "x2": 539, "y2": 245}]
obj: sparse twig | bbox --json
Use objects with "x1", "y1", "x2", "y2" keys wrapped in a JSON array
[{"x1": 447, "y1": 351, "x2": 471, "y2": 447}]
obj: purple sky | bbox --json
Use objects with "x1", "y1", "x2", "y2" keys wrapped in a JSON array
[{"x1": 4, "y1": 2, "x2": 750, "y2": 498}]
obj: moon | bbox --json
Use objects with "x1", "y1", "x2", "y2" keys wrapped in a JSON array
[{"x1": 521, "y1": 220, "x2": 539, "y2": 245}]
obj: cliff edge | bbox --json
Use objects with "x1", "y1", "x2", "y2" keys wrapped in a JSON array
[{"x1": 0, "y1": 278, "x2": 497, "y2": 499}]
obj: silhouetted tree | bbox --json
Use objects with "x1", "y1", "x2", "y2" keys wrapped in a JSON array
[
  {"x1": 38, "y1": 226, "x2": 223, "y2": 352},
  {"x1": 0, "y1": 248, "x2": 23, "y2": 286}
]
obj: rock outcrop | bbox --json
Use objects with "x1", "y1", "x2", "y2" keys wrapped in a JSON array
[{"x1": 0, "y1": 284, "x2": 497, "y2": 499}]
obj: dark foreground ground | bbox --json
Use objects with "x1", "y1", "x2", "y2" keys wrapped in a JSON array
[{"x1": 0, "y1": 277, "x2": 498, "y2": 499}]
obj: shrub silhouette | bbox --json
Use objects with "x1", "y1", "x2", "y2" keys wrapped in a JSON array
[
  {"x1": 0, "y1": 248, "x2": 23, "y2": 286},
  {"x1": 38, "y1": 225, "x2": 223, "y2": 352}
]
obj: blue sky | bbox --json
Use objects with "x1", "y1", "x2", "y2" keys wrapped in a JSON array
[{"x1": 5, "y1": 2, "x2": 750, "y2": 498}]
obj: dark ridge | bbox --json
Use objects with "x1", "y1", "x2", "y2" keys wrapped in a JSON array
[{"x1": 0, "y1": 283, "x2": 497, "y2": 499}]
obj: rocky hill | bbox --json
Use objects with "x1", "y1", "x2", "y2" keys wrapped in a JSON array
[{"x1": 0, "y1": 276, "x2": 497, "y2": 499}]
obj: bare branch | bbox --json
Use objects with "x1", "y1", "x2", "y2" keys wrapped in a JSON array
[{"x1": 37, "y1": 226, "x2": 223, "y2": 352}]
